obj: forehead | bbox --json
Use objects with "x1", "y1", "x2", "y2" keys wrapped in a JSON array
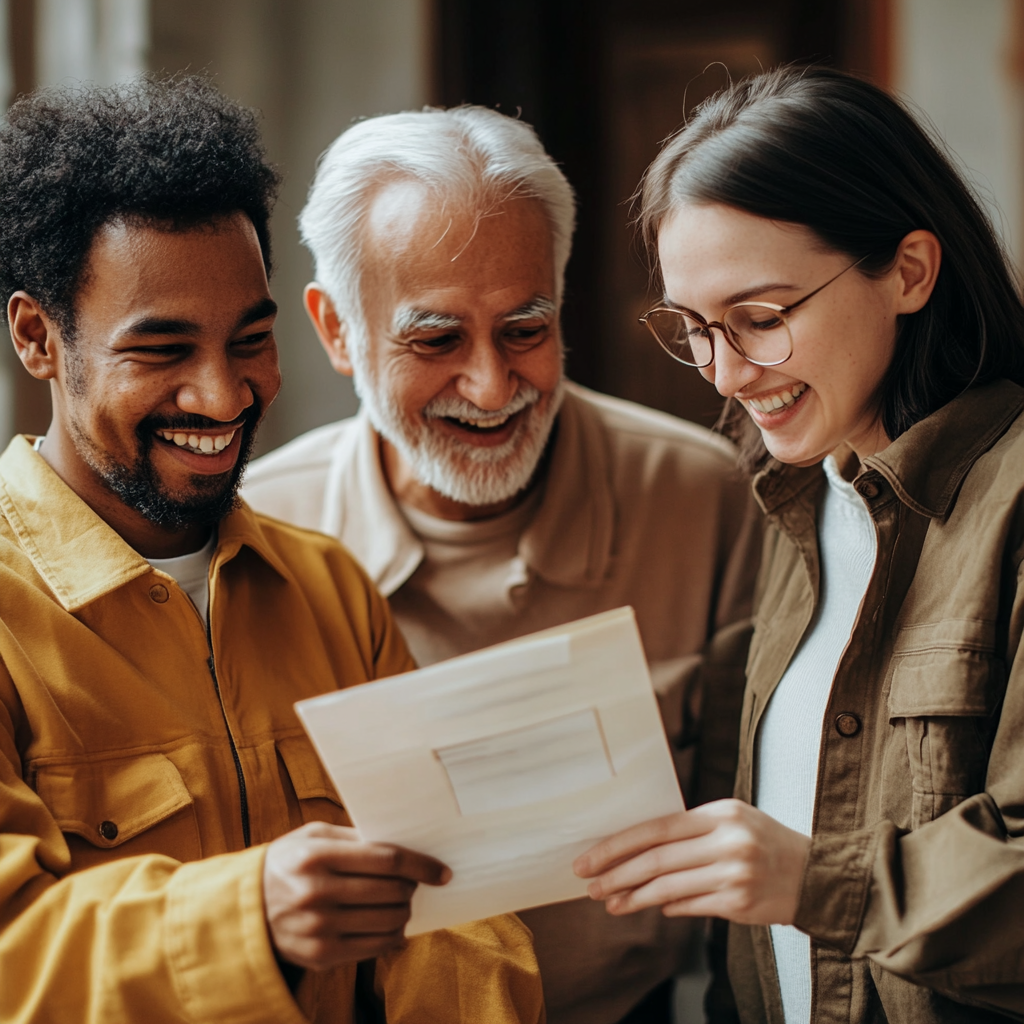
[
  {"x1": 361, "y1": 180, "x2": 555, "y2": 314},
  {"x1": 77, "y1": 213, "x2": 271, "y2": 326},
  {"x1": 657, "y1": 203, "x2": 823, "y2": 300}
]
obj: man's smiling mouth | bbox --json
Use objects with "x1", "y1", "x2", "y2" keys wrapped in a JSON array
[
  {"x1": 442, "y1": 411, "x2": 518, "y2": 433},
  {"x1": 156, "y1": 428, "x2": 237, "y2": 455}
]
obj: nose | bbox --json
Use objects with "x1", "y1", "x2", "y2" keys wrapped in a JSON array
[
  {"x1": 174, "y1": 353, "x2": 257, "y2": 424},
  {"x1": 699, "y1": 329, "x2": 762, "y2": 398},
  {"x1": 455, "y1": 338, "x2": 519, "y2": 410}
]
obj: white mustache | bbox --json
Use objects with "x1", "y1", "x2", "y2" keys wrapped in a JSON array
[{"x1": 423, "y1": 384, "x2": 541, "y2": 422}]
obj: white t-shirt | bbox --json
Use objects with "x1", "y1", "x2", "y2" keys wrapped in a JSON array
[
  {"x1": 149, "y1": 532, "x2": 217, "y2": 624},
  {"x1": 754, "y1": 455, "x2": 877, "y2": 1024}
]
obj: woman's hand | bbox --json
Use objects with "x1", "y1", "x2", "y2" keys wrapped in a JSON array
[{"x1": 573, "y1": 799, "x2": 811, "y2": 926}]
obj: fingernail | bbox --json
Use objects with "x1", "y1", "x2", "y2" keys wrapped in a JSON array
[
  {"x1": 439, "y1": 867, "x2": 452, "y2": 885},
  {"x1": 572, "y1": 857, "x2": 588, "y2": 877},
  {"x1": 586, "y1": 881, "x2": 602, "y2": 899}
]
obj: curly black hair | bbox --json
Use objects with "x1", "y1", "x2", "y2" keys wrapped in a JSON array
[{"x1": 0, "y1": 74, "x2": 280, "y2": 335}]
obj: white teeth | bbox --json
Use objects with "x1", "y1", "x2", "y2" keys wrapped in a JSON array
[
  {"x1": 157, "y1": 428, "x2": 236, "y2": 454},
  {"x1": 749, "y1": 383, "x2": 806, "y2": 414},
  {"x1": 456, "y1": 414, "x2": 509, "y2": 429}
]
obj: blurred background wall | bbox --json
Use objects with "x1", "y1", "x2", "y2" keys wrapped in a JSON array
[{"x1": 2, "y1": 0, "x2": 1023, "y2": 454}]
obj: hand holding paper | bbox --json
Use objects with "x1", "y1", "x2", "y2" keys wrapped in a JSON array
[{"x1": 295, "y1": 607, "x2": 684, "y2": 934}]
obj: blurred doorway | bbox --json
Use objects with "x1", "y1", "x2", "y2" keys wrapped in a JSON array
[{"x1": 433, "y1": 0, "x2": 883, "y2": 427}]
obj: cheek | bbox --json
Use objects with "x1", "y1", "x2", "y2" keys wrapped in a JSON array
[{"x1": 515, "y1": 338, "x2": 563, "y2": 393}]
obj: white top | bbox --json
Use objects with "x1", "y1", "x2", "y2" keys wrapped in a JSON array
[
  {"x1": 149, "y1": 532, "x2": 217, "y2": 624},
  {"x1": 754, "y1": 455, "x2": 877, "y2": 1024}
]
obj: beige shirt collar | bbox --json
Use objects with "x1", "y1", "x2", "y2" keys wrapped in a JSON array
[{"x1": 326, "y1": 384, "x2": 615, "y2": 597}]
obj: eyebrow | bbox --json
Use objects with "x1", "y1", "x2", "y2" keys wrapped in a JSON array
[
  {"x1": 392, "y1": 308, "x2": 463, "y2": 335},
  {"x1": 124, "y1": 297, "x2": 278, "y2": 337},
  {"x1": 662, "y1": 282, "x2": 802, "y2": 315},
  {"x1": 503, "y1": 296, "x2": 557, "y2": 322},
  {"x1": 391, "y1": 294, "x2": 557, "y2": 337}
]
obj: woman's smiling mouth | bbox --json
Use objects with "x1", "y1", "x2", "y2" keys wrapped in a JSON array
[{"x1": 746, "y1": 382, "x2": 808, "y2": 414}]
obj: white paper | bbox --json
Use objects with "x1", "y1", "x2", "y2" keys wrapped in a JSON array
[{"x1": 294, "y1": 606, "x2": 684, "y2": 935}]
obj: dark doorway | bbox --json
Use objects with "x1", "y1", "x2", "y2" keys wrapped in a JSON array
[{"x1": 433, "y1": 0, "x2": 880, "y2": 427}]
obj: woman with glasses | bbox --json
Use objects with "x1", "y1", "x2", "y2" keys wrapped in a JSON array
[{"x1": 574, "y1": 66, "x2": 1024, "y2": 1023}]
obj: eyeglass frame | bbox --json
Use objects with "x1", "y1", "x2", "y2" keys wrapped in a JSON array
[{"x1": 638, "y1": 253, "x2": 872, "y2": 369}]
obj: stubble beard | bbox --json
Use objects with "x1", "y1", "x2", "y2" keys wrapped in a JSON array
[
  {"x1": 69, "y1": 403, "x2": 262, "y2": 532},
  {"x1": 351, "y1": 352, "x2": 564, "y2": 508}
]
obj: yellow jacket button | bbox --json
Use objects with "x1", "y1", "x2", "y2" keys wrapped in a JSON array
[
  {"x1": 98, "y1": 821, "x2": 119, "y2": 841},
  {"x1": 149, "y1": 584, "x2": 169, "y2": 604}
]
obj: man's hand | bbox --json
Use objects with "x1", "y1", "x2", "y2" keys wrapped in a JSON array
[
  {"x1": 573, "y1": 799, "x2": 810, "y2": 926},
  {"x1": 263, "y1": 821, "x2": 451, "y2": 970}
]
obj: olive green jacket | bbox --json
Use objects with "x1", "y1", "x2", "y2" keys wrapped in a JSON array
[{"x1": 728, "y1": 380, "x2": 1024, "y2": 1023}]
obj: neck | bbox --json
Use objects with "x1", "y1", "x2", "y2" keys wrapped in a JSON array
[{"x1": 379, "y1": 436, "x2": 533, "y2": 521}]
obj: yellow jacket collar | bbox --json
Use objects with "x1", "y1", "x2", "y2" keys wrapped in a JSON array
[{"x1": 0, "y1": 435, "x2": 287, "y2": 612}]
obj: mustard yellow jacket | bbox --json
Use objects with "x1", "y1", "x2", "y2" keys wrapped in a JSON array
[{"x1": 0, "y1": 436, "x2": 544, "y2": 1024}]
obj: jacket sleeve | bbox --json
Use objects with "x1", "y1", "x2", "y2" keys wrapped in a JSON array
[
  {"x1": 793, "y1": 568, "x2": 1024, "y2": 1019},
  {"x1": 375, "y1": 915, "x2": 546, "y2": 1023},
  {"x1": 0, "y1": 683, "x2": 308, "y2": 1024}
]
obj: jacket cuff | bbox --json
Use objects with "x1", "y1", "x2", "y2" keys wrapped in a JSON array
[
  {"x1": 792, "y1": 828, "x2": 878, "y2": 955},
  {"x1": 165, "y1": 845, "x2": 309, "y2": 1024}
]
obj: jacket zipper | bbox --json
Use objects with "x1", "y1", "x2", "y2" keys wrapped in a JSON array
[{"x1": 206, "y1": 621, "x2": 251, "y2": 848}]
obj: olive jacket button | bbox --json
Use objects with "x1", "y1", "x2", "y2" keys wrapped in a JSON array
[
  {"x1": 98, "y1": 820, "x2": 119, "y2": 841},
  {"x1": 149, "y1": 584, "x2": 169, "y2": 604},
  {"x1": 857, "y1": 480, "x2": 880, "y2": 499},
  {"x1": 835, "y1": 713, "x2": 862, "y2": 737}
]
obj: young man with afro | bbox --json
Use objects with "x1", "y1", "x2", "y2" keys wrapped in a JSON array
[{"x1": 0, "y1": 76, "x2": 543, "y2": 1024}]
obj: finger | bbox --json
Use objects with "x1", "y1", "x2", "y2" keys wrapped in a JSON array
[
  {"x1": 603, "y1": 862, "x2": 724, "y2": 915},
  {"x1": 585, "y1": 830, "x2": 720, "y2": 900},
  {"x1": 308, "y1": 874, "x2": 417, "y2": 907},
  {"x1": 573, "y1": 809, "x2": 711, "y2": 878},
  {"x1": 282, "y1": 929, "x2": 407, "y2": 971},
  {"x1": 328, "y1": 903, "x2": 412, "y2": 935},
  {"x1": 308, "y1": 839, "x2": 452, "y2": 886}
]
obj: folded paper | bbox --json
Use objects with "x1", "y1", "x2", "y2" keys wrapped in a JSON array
[{"x1": 294, "y1": 606, "x2": 684, "y2": 935}]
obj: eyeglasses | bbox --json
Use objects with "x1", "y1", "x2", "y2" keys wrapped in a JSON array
[{"x1": 639, "y1": 254, "x2": 870, "y2": 369}]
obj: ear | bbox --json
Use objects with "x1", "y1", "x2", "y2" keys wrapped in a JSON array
[
  {"x1": 891, "y1": 229, "x2": 942, "y2": 315},
  {"x1": 304, "y1": 283, "x2": 355, "y2": 377},
  {"x1": 7, "y1": 292, "x2": 62, "y2": 381}
]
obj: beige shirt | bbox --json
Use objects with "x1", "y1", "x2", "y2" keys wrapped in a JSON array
[{"x1": 244, "y1": 382, "x2": 760, "y2": 1024}]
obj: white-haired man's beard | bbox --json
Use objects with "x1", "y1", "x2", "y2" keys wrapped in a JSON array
[{"x1": 353, "y1": 361, "x2": 564, "y2": 507}]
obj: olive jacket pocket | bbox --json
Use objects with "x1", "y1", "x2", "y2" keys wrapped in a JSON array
[
  {"x1": 32, "y1": 752, "x2": 201, "y2": 870},
  {"x1": 888, "y1": 646, "x2": 1004, "y2": 829}
]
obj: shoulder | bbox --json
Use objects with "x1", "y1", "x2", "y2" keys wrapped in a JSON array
[
  {"x1": 242, "y1": 417, "x2": 360, "y2": 528},
  {"x1": 564, "y1": 383, "x2": 740, "y2": 480}
]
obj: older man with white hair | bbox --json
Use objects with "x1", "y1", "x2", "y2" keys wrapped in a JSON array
[{"x1": 243, "y1": 106, "x2": 759, "y2": 1024}]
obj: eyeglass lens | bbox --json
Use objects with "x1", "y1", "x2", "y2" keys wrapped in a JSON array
[{"x1": 644, "y1": 304, "x2": 793, "y2": 368}]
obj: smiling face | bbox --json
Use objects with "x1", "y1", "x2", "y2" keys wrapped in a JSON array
[
  {"x1": 657, "y1": 203, "x2": 903, "y2": 467},
  {"x1": 11, "y1": 212, "x2": 281, "y2": 556},
  {"x1": 336, "y1": 181, "x2": 564, "y2": 518}
]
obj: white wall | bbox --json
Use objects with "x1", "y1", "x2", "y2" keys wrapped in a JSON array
[
  {"x1": 36, "y1": 0, "x2": 148, "y2": 86},
  {"x1": 894, "y1": 0, "x2": 1024, "y2": 273}
]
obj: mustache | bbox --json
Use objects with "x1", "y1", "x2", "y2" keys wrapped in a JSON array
[
  {"x1": 138, "y1": 403, "x2": 262, "y2": 436},
  {"x1": 423, "y1": 384, "x2": 541, "y2": 422}
]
